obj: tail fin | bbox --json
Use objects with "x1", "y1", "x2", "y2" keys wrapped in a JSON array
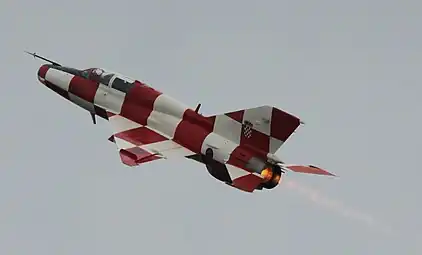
[{"x1": 207, "y1": 105, "x2": 302, "y2": 154}]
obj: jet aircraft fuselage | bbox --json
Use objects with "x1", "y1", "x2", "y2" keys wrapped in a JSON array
[{"x1": 33, "y1": 54, "x2": 334, "y2": 193}]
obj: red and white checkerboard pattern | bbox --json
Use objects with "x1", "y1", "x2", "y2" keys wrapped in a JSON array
[
  {"x1": 37, "y1": 65, "x2": 303, "y2": 192},
  {"x1": 210, "y1": 105, "x2": 301, "y2": 156}
]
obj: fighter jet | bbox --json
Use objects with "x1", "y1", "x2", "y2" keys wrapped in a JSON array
[{"x1": 27, "y1": 51, "x2": 335, "y2": 193}]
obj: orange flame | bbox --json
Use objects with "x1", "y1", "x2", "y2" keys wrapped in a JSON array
[{"x1": 261, "y1": 168, "x2": 273, "y2": 182}]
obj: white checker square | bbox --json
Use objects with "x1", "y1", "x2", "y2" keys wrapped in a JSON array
[
  {"x1": 226, "y1": 164, "x2": 250, "y2": 180},
  {"x1": 242, "y1": 106, "x2": 272, "y2": 135},
  {"x1": 109, "y1": 115, "x2": 142, "y2": 133},
  {"x1": 114, "y1": 137, "x2": 137, "y2": 149},
  {"x1": 147, "y1": 111, "x2": 181, "y2": 138},
  {"x1": 153, "y1": 94, "x2": 187, "y2": 119},
  {"x1": 201, "y1": 132, "x2": 238, "y2": 163},
  {"x1": 269, "y1": 136, "x2": 284, "y2": 154},
  {"x1": 45, "y1": 68, "x2": 74, "y2": 91},
  {"x1": 213, "y1": 114, "x2": 242, "y2": 144},
  {"x1": 142, "y1": 140, "x2": 194, "y2": 158},
  {"x1": 94, "y1": 84, "x2": 125, "y2": 114}
]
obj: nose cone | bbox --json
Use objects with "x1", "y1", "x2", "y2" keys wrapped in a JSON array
[{"x1": 37, "y1": 64, "x2": 49, "y2": 84}]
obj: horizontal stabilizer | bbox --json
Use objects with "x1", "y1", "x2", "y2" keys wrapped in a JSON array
[{"x1": 284, "y1": 165, "x2": 336, "y2": 176}]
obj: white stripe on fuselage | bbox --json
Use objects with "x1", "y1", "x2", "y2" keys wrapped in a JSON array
[
  {"x1": 44, "y1": 68, "x2": 74, "y2": 91},
  {"x1": 93, "y1": 84, "x2": 125, "y2": 114},
  {"x1": 145, "y1": 94, "x2": 189, "y2": 139}
]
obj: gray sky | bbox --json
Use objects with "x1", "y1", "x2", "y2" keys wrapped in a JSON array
[{"x1": 1, "y1": 0, "x2": 421, "y2": 254}]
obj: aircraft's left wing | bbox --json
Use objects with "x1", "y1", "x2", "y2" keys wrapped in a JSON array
[{"x1": 106, "y1": 113, "x2": 195, "y2": 166}]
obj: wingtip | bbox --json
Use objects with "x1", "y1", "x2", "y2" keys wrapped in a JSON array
[
  {"x1": 308, "y1": 165, "x2": 337, "y2": 177},
  {"x1": 328, "y1": 172, "x2": 337, "y2": 177}
]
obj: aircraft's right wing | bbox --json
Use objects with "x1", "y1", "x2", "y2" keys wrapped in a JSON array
[{"x1": 106, "y1": 112, "x2": 195, "y2": 166}]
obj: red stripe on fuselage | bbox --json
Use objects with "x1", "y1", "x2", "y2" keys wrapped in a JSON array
[
  {"x1": 226, "y1": 146, "x2": 254, "y2": 170},
  {"x1": 183, "y1": 109, "x2": 215, "y2": 133},
  {"x1": 173, "y1": 110, "x2": 215, "y2": 154},
  {"x1": 120, "y1": 83, "x2": 162, "y2": 125},
  {"x1": 68, "y1": 76, "x2": 99, "y2": 102}
]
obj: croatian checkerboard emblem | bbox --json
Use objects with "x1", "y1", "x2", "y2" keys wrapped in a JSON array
[{"x1": 242, "y1": 120, "x2": 253, "y2": 138}]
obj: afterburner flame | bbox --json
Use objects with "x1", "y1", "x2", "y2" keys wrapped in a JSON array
[
  {"x1": 272, "y1": 174, "x2": 281, "y2": 184},
  {"x1": 261, "y1": 168, "x2": 273, "y2": 182}
]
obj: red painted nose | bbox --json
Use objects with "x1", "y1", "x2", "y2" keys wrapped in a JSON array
[{"x1": 37, "y1": 64, "x2": 49, "y2": 84}]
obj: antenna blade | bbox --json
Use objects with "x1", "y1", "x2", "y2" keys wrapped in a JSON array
[{"x1": 195, "y1": 103, "x2": 201, "y2": 113}]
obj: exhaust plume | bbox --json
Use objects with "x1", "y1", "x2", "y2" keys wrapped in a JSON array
[{"x1": 285, "y1": 180, "x2": 393, "y2": 235}]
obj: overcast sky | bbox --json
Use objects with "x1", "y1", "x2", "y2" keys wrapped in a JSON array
[{"x1": 1, "y1": 0, "x2": 421, "y2": 254}]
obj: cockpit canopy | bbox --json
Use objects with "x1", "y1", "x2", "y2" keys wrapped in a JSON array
[
  {"x1": 82, "y1": 68, "x2": 135, "y2": 86},
  {"x1": 50, "y1": 65, "x2": 140, "y2": 93},
  {"x1": 82, "y1": 68, "x2": 138, "y2": 93},
  {"x1": 81, "y1": 68, "x2": 112, "y2": 84}
]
